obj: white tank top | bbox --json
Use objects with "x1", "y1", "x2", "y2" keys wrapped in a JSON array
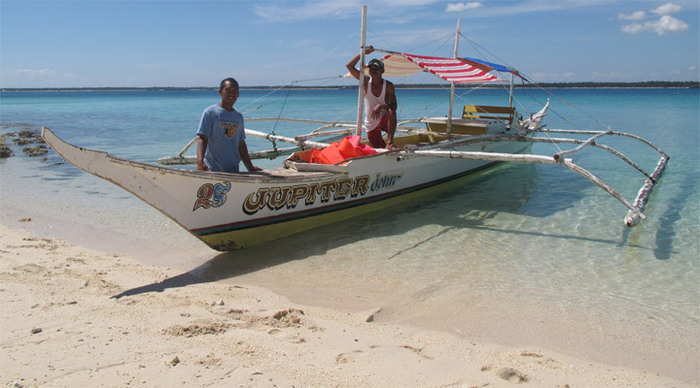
[{"x1": 364, "y1": 78, "x2": 386, "y2": 132}]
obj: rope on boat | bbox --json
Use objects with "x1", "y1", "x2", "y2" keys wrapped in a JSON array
[
  {"x1": 456, "y1": 36, "x2": 627, "y2": 154},
  {"x1": 258, "y1": 74, "x2": 354, "y2": 151}
]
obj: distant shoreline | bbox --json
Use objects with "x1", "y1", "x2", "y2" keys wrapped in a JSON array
[{"x1": 1, "y1": 81, "x2": 698, "y2": 92}]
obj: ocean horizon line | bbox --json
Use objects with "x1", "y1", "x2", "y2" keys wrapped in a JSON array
[{"x1": 2, "y1": 80, "x2": 698, "y2": 92}]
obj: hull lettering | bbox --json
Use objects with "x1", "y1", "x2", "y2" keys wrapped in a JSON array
[{"x1": 242, "y1": 175, "x2": 372, "y2": 215}]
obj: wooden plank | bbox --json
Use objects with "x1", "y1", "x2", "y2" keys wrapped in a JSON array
[
  {"x1": 462, "y1": 105, "x2": 514, "y2": 121},
  {"x1": 426, "y1": 121, "x2": 487, "y2": 135}
]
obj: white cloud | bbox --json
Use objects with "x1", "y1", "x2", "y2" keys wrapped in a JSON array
[
  {"x1": 0, "y1": 68, "x2": 76, "y2": 88},
  {"x1": 5, "y1": 68, "x2": 57, "y2": 77},
  {"x1": 446, "y1": 2, "x2": 483, "y2": 12},
  {"x1": 590, "y1": 71, "x2": 646, "y2": 82},
  {"x1": 620, "y1": 23, "x2": 646, "y2": 34},
  {"x1": 618, "y1": 11, "x2": 646, "y2": 21},
  {"x1": 619, "y1": 3, "x2": 688, "y2": 35},
  {"x1": 621, "y1": 15, "x2": 689, "y2": 35},
  {"x1": 653, "y1": 14, "x2": 689, "y2": 34},
  {"x1": 651, "y1": 3, "x2": 682, "y2": 16},
  {"x1": 530, "y1": 71, "x2": 578, "y2": 83},
  {"x1": 254, "y1": 1, "x2": 359, "y2": 21}
]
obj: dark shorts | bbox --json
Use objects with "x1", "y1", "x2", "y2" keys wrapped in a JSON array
[{"x1": 367, "y1": 115, "x2": 388, "y2": 148}]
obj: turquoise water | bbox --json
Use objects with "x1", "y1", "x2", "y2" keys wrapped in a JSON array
[{"x1": 1, "y1": 87, "x2": 699, "y2": 380}]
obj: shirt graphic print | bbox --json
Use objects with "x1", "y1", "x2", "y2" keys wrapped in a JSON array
[{"x1": 221, "y1": 121, "x2": 239, "y2": 138}]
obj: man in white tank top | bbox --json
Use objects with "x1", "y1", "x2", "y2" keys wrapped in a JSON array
[{"x1": 346, "y1": 46, "x2": 397, "y2": 149}]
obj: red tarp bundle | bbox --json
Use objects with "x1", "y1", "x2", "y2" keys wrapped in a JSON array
[{"x1": 303, "y1": 135, "x2": 377, "y2": 165}]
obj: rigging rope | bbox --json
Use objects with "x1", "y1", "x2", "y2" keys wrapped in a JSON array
[
  {"x1": 457, "y1": 32, "x2": 620, "y2": 153},
  {"x1": 245, "y1": 74, "x2": 352, "y2": 152}
]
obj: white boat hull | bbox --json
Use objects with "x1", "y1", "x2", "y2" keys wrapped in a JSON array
[{"x1": 42, "y1": 127, "x2": 530, "y2": 250}]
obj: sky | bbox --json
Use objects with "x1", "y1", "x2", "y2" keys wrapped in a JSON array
[{"x1": 1, "y1": 0, "x2": 698, "y2": 88}]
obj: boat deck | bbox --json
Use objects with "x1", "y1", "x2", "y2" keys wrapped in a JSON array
[{"x1": 262, "y1": 166, "x2": 339, "y2": 177}]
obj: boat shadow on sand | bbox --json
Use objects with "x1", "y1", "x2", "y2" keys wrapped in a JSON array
[{"x1": 111, "y1": 163, "x2": 662, "y2": 299}]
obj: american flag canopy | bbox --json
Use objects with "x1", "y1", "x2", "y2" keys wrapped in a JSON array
[{"x1": 379, "y1": 52, "x2": 501, "y2": 84}]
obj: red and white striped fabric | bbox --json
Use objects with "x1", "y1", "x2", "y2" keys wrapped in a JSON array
[{"x1": 380, "y1": 52, "x2": 501, "y2": 84}]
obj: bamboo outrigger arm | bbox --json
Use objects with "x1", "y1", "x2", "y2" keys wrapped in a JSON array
[
  {"x1": 426, "y1": 127, "x2": 670, "y2": 226},
  {"x1": 536, "y1": 128, "x2": 668, "y2": 156},
  {"x1": 244, "y1": 129, "x2": 331, "y2": 149},
  {"x1": 557, "y1": 158, "x2": 646, "y2": 223},
  {"x1": 156, "y1": 146, "x2": 301, "y2": 165},
  {"x1": 534, "y1": 128, "x2": 670, "y2": 226},
  {"x1": 295, "y1": 127, "x2": 355, "y2": 140},
  {"x1": 405, "y1": 148, "x2": 645, "y2": 222},
  {"x1": 521, "y1": 136, "x2": 656, "y2": 180},
  {"x1": 156, "y1": 126, "x2": 335, "y2": 165},
  {"x1": 428, "y1": 132, "x2": 662, "y2": 183},
  {"x1": 552, "y1": 129, "x2": 613, "y2": 161},
  {"x1": 408, "y1": 149, "x2": 570, "y2": 165},
  {"x1": 405, "y1": 141, "x2": 668, "y2": 226}
]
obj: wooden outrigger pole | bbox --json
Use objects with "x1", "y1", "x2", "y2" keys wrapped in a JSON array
[{"x1": 625, "y1": 154, "x2": 669, "y2": 226}]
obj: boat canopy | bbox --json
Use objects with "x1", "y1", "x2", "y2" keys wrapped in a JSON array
[
  {"x1": 378, "y1": 52, "x2": 502, "y2": 84},
  {"x1": 462, "y1": 57, "x2": 516, "y2": 74}
]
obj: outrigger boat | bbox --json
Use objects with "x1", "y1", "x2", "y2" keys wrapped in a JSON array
[{"x1": 42, "y1": 7, "x2": 668, "y2": 251}]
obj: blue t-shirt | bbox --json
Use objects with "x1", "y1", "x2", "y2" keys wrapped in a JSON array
[{"x1": 196, "y1": 104, "x2": 246, "y2": 173}]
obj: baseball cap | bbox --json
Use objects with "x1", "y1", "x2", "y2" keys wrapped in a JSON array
[{"x1": 368, "y1": 59, "x2": 384, "y2": 70}]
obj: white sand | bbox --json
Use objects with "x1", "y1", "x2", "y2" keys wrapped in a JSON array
[{"x1": 1, "y1": 222, "x2": 694, "y2": 387}]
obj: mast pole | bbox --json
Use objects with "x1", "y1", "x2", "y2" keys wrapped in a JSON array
[
  {"x1": 509, "y1": 72, "x2": 514, "y2": 107},
  {"x1": 447, "y1": 18, "x2": 461, "y2": 136},
  {"x1": 355, "y1": 6, "x2": 367, "y2": 137}
]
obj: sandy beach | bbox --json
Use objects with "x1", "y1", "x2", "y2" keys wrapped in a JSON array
[{"x1": 1, "y1": 220, "x2": 695, "y2": 388}]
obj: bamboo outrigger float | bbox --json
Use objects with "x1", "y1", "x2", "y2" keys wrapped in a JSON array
[{"x1": 41, "y1": 6, "x2": 668, "y2": 251}]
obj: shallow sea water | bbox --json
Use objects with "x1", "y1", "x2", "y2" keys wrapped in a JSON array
[{"x1": 1, "y1": 87, "x2": 698, "y2": 380}]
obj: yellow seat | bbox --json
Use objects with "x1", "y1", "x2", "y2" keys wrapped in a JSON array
[{"x1": 462, "y1": 105, "x2": 515, "y2": 122}]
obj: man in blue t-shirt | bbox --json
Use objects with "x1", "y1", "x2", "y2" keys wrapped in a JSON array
[{"x1": 196, "y1": 78, "x2": 261, "y2": 173}]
